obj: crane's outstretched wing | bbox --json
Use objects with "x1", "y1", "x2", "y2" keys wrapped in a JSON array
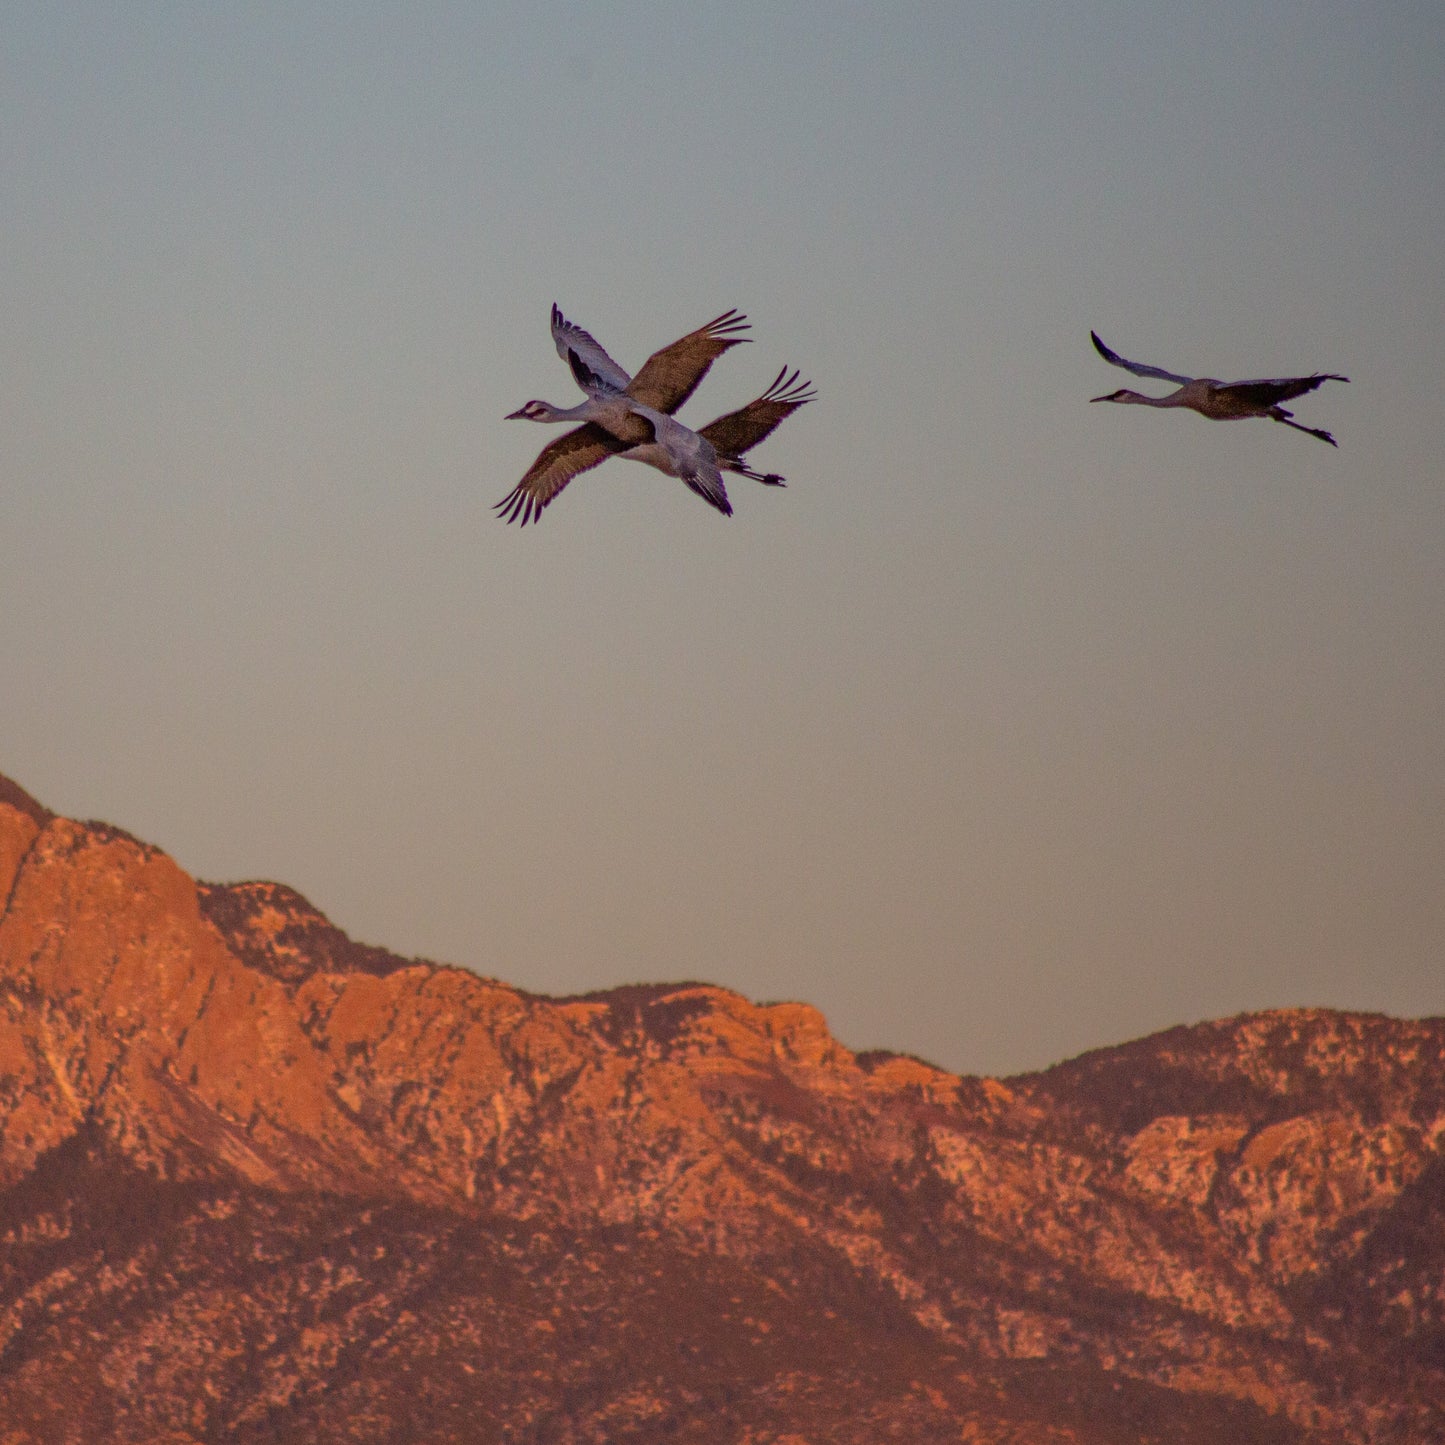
[
  {"x1": 627, "y1": 310, "x2": 751, "y2": 414},
  {"x1": 1091, "y1": 331, "x2": 1193, "y2": 386},
  {"x1": 699, "y1": 367, "x2": 815, "y2": 457},
  {"x1": 1216, "y1": 374, "x2": 1349, "y2": 408},
  {"x1": 495, "y1": 423, "x2": 625, "y2": 526},
  {"x1": 551, "y1": 304, "x2": 632, "y2": 392}
]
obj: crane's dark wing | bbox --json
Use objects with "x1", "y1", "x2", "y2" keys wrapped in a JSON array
[
  {"x1": 495, "y1": 423, "x2": 625, "y2": 526},
  {"x1": 1091, "y1": 331, "x2": 1193, "y2": 386},
  {"x1": 699, "y1": 367, "x2": 815, "y2": 457},
  {"x1": 627, "y1": 310, "x2": 751, "y2": 414},
  {"x1": 567, "y1": 346, "x2": 622, "y2": 397},
  {"x1": 1216, "y1": 374, "x2": 1349, "y2": 408},
  {"x1": 550, "y1": 304, "x2": 631, "y2": 392}
]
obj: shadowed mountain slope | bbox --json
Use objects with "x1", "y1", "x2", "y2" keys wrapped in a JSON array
[{"x1": 1, "y1": 776, "x2": 1440, "y2": 1443}]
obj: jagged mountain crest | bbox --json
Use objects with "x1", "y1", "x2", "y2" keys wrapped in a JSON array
[{"x1": 1, "y1": 774, "x2": 1441, "y2": 1443}]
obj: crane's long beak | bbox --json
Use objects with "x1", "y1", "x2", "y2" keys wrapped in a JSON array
[
  {"x1": 1089, "y1": 394, "x2": 1112, "y2": 403},
  {"x1": 504, "y1": 407, "x2": 528, "y2": 420}
]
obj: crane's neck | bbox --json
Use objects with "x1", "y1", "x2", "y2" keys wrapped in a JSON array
[
  {"x1": 1115, "y1": 388, "x2": 1185, "y2": 408},
  {"x1": 537, "y1": 398, "x2": 595, "y2": 422}
]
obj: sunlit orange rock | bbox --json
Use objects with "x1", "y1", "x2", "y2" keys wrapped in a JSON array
[{"x1": 1, "y1": 775, "x2": 1441, "y2": 1443}]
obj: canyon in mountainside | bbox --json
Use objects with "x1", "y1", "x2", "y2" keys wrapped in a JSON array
[{"x1": 0, "y1": 772, "x2": 1441, "y2": 1444}]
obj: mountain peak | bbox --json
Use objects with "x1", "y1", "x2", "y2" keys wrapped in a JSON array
[
  {"x1": 196, "y1": 877, "x2": 416, "y2": 987},
  {"x1": 0, "y1": 772, "x2": 52, "y2": 827}
]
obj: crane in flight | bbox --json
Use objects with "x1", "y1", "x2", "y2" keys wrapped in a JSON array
[
  {"x1": 1089, "y1": 331, "x2": 1348, "y2": 446},
  {"x1": 499, "y1": 307, "x2": 811, "y2": 524}
]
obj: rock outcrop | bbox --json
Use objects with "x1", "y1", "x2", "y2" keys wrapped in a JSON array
[{"x1": 1, "y1": 776, "x2": 1440, "y2": 1442}]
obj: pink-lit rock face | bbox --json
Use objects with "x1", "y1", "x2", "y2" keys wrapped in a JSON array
[{"x1": 2, "y1": 776, "x2": 1442, "y2": 1444}]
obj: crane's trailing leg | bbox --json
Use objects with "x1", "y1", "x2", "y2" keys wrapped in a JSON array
[
  {"x1": 729, "y1": 464, "x2": 787, "y2": 486},
  {"x1": 1269, "y1": 408, "x2": 1338, "y2": 447}
]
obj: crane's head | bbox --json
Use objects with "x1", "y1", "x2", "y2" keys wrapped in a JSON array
[
  {"x1": 1090, "y1": 388, "x2": 1148, "y2": 405},
  {"x1": 506, "y1": 399, "x2": 557, "y2": 421}
]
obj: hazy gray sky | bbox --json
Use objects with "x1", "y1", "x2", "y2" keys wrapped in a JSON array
[{"x1": 4, "y1": 2, "x2": 1443, "y2": 1075}]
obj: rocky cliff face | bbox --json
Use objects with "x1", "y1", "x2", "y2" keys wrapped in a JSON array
[{"x1": 1, "y1": 775, "x2": 1441, "y2": 1444}]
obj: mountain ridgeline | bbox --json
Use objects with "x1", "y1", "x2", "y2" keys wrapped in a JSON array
[{"x1": 0, "y1": 775, "x2": 1441, "y2": 1443}]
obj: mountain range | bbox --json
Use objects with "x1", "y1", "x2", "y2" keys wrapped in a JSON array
[{"x1": 1, "y1": 772, "x2": 1441, "y2": 1442}]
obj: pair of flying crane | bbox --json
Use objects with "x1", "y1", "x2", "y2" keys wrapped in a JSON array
[
  {"x1": 498, "y1": 308, "x2": 1348, "y2": 525},
  {"x1": 497, "y1": 305, "x2": 812, "y2": 526}
]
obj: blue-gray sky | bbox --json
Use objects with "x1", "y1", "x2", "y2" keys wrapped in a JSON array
[{"x1": 4, "y1": 2, "x2": 1443, "y2": 1076}]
